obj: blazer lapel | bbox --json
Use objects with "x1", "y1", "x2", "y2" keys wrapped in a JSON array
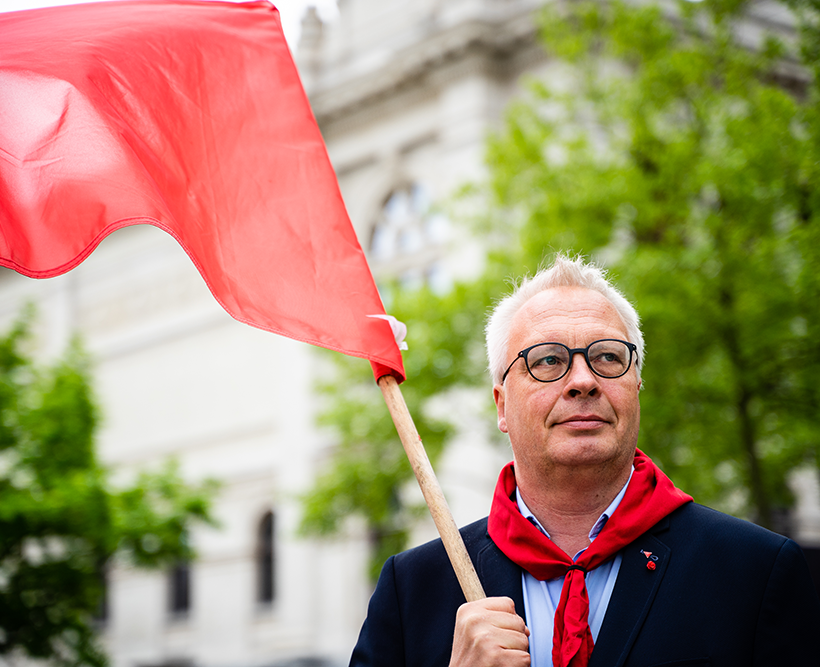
[
  {"x1": 475, "y1": 530, "x2": 526, "y2": 620},
  {"x1": 589, "y1": 529, "x2": 671, "y2": 667}
]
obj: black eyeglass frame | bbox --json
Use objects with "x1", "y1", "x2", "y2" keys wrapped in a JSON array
[{"x1": 501, "y1": 338, "x2": 638, "y2": 383}]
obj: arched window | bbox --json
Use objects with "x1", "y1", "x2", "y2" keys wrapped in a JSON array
[
  {"x1": 257, "y1": 511, "x2": 276, "y2": 604},
  {"x1": 369, "y1": 183, "x2": 450, "y2": 293}
]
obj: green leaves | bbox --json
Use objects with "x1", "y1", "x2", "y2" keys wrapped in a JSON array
[{"x1": 0, "y1": 312, "x2": 216, "y2": 667}]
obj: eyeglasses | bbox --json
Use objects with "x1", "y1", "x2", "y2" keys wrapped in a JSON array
[{"x1": 501, "y1": 339, "x2": 638, "y2": 383}]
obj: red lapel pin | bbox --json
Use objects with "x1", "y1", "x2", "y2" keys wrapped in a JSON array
[{"x1": 641, "y1": 549, "x2": 658, "y2": 570}]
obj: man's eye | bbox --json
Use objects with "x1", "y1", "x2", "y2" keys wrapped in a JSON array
[
  {"x1": 533, "y1": 355, "x2": 560, "y2": 367},
  {"x1": 591, "y1": 351, "x2": 626, "y2": 367}
]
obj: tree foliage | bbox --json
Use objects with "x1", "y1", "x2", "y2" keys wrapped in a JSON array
[
  {"x1": 0, "y1": 310, "x2": 217, "y2": 667},
  {"x1": 301, "y1": 0, "x2": 820, "y2": 572}
]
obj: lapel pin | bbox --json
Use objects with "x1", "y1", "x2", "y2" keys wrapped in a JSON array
[{"x1": 640, "y1": 549, "x2": 659, "y2": 570}]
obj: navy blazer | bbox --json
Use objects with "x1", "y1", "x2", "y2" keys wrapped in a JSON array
[{"x1": 350, "y1": 503, "x2": 820, "y2": 666}]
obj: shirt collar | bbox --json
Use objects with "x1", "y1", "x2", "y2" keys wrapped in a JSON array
[{"x1": 516, "y1": 466, "x2": 635, "y2": 558}]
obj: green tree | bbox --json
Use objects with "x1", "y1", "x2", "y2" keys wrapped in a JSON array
[
  {"x1": 0, "y1": 310, "x2": 217, "y2": 667},
  {"x1": 301, "y1": 0, "x2": 820, "y2": 571}
]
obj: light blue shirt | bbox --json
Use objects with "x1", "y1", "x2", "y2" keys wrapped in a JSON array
[{"x1": 516, "y1": 468, "x2": 634, "y2": 667}]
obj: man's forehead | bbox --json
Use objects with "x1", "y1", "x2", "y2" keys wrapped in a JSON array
[{"x1": 510, "y1": 286, "x2": 627, "y2": 342}]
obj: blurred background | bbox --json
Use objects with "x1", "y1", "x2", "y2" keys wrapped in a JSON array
[{"x1": 2, "y1": 0, "x2": 819, "y2": 666}]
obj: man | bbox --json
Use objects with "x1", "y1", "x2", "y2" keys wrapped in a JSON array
[{"x1": 350, "y1": 255, "x2": 820, "y2": 667}]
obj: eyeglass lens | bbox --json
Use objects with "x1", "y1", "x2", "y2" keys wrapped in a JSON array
[{"x1": 526, "y1": 340, "x2": 632, "y2": 381}]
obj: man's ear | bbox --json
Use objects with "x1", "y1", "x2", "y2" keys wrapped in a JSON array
[{"x1": 493, "y1": 384, "x2": 508, "y2": 433}]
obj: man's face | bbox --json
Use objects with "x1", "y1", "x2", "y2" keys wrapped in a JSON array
[{"x1": 493, "y1": 286, "x2": 641, "y2": 483}]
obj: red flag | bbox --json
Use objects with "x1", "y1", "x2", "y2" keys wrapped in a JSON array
[{"x1": 0, "y1": 0, "x2": 404, "y2": 382}]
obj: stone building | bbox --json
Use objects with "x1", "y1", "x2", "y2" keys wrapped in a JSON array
[{"x1": 0, "y1": 1, "x2": 816, "y2": 666}]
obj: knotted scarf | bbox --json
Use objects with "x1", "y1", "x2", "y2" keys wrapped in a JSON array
[{"x1": 487, "y1": 449, "x2": 692, "y2": 667}]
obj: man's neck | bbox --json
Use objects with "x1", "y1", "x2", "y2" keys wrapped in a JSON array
[{"x1": 517, "y1": 464, "x2": 632, "y2": 558}]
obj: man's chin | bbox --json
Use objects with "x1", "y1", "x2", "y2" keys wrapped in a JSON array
[{"x1": 546, "y1": 439, "x2": 630, "y2": 470}]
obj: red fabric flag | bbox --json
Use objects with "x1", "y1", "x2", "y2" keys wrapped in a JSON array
[{"x1": 0, "y1": 0, "x2": 404, "y2": 382}]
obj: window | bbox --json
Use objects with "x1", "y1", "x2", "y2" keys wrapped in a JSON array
[
  {"x1": 369, "y1": 183, "x2": 450, "y2": 293},
  {"x1": 168, "y1": 562, "x2": 190, "y2": 615},
  {"x1": 257, "y1": 511, "x2": 276, "y2": 604},
  {"x1": 93, "y1": 563, "x2": 108, "y2": 624}
]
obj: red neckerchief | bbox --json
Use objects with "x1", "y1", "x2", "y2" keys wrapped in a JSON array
[{"x1": 487, "y1": 449, "x2": 692, "y2": 667}]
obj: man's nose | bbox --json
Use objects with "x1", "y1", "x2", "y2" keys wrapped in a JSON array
[{"x1": 564, "y1": 351, "x2": 599, "y2": 397}]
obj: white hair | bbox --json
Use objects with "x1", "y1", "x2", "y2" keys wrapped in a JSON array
[{"x1": 485, "y1": 254, "x2": 644, "y2": 385}]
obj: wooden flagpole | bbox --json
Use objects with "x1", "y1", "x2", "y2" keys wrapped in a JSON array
[{"x1": 377, "y1": 374, "x2": 486, "y2": 602}]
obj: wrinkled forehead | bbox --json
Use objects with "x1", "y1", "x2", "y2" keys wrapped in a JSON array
[{"x1": 509, "y1": 286, "x2": 629, "y2": 350}]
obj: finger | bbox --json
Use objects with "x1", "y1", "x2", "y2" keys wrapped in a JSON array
[
  {"x1": 457, "y1": 600, "x2": 528, "y2": 633},
  {"x1": 494, "y1": 627, "x2": 530, "y2": 652},
  {"x1": 475, "y1": 596, "x2": 517, "y2": 613}
]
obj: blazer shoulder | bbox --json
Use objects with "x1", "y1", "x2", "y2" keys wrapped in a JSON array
[
  {"x1": 392, "y1": 517, "x2": 490, "y2": 568},
  {"x1": 658, "y1": 502, "x2": 790, "y2": 552},
  {"x1": 353, "y1": 518, "x2": 496, "y2": 667}
]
